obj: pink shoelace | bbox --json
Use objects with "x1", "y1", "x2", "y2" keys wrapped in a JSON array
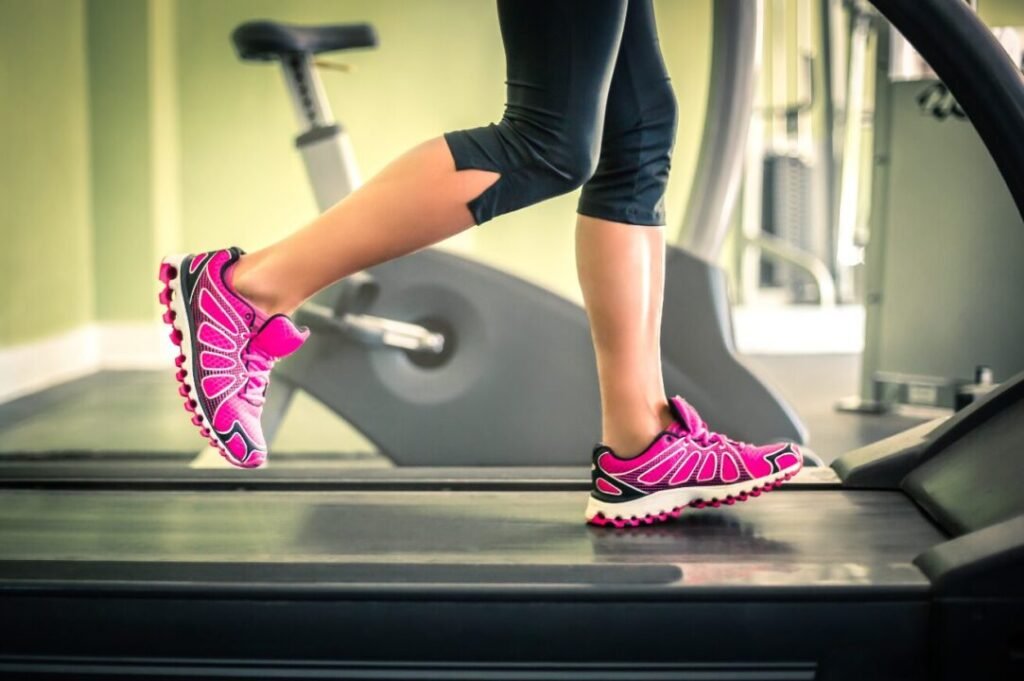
[
  {"x1": 679, "y1": 405, "x2": 751, "y2": 449},
  {"x1": 241, "y1": 344, "x2": 274, "y2": 407}
]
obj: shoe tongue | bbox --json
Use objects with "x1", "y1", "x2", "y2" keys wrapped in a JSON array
[
  {"x1": 250, "y1": 314, "x2": 309, "y2": 359},
  {"x1": 668, "y1": 396, "x2": 704, "y2": 435},
  {"x1": 665, "y1": 420, "x2": 688, "y2": 437}
]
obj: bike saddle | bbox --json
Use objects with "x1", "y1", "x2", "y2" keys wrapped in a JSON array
[{"x1": 232, "y1": 20, "x2": 378, "y2": 61}]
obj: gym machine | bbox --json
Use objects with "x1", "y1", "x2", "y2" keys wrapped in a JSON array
[
  {"x1": 736, "y1": 0, "x2": 841, "y2": 307},
  {"x1": 840, "y1": 16, "x2": 1024, "y2": 413}
]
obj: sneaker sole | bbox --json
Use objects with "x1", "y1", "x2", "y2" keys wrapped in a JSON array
[
  {"x1": 585, "y1": 461, "x2": 803, "y2": 528},
  {"x1": 158, "y1": 255, "x2": 263, "y2": 469}
]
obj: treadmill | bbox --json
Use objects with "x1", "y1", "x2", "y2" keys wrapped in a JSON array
[{"x1": 1, "y1": 0, "x2": 1022, "y2": 679}]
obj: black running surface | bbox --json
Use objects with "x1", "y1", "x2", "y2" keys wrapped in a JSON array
[
  {"x1": 0, "y1": 488, "x2": 943, "y2": 595},
  {"x1": 0, "y1": 487, "x2": 947, "y2": 679}
]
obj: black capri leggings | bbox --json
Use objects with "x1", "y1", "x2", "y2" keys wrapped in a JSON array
[{"x1": 444, "y1": 0, "x2": 678, "y2": 227}]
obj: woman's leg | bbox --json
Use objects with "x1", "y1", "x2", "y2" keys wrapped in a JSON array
[
  {"x1": 231, "y1": 138, "x2": 496, "y2": 316},
  {"x1": 582, "y1": 1, "x2": 804, "y2": 526},
  {"x1": 232, "y1": 0, "x2": 631, "y2": 318},
  {"x1": 164, "y1": 0, "x2": 633, "y2": 468},
  {"x1": 576, "y1": 217, "x2": 673, "y2": 456},
  {"x1": 576, "y1": 0, "x2": 678, "y2": 457}
]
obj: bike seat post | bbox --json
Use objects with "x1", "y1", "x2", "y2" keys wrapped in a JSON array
[
  {"x1": 281, "y1": 54, "x2": 334, "y2": 131},
  {"x1": 279, "y1": 53, "x2": 362, "y2": 211}
]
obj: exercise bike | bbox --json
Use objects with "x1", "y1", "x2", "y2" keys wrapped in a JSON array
[{"x1": 231, "y1": 3, "x2": 809, "y2": 467}]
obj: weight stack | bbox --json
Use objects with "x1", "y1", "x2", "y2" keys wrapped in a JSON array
[{"x1": 761, "y1": 152, "x2": 817, "y2": 302}]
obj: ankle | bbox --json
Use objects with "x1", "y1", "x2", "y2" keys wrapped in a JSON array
[
  {"x1": 602, "y1": 399, "x2": 674, "y2": 458},
  {"x1": 230, "y1": 255, "x2": 300, "y2": 317},
  {"x1": 603, "y1": 432, "x2": 657, "y2": 459}
]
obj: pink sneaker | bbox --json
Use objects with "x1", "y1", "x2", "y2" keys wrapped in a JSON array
[
  {"x1": 157, "y1": 248, "x2": 308, "y2": 468},
  {"x1": 586, "y1": 396, "x2": 803, "y2": 527}
]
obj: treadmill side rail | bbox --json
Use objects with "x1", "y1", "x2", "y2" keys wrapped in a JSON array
[
  {"x1": 903, "y1": 375, "x2": 1024, "y2": 536},
  {"x1": 915, "y1": 514, "x2": 1024, "y2": 681},
  {"x1": 832, "y1": 417, "x2": 946, "y2": 488},
  {"x1": 914, "y1": 514, "x2": 1024, "y2": 598},
  {"x1": 837, "y1": 369, "x2": 1024, "y2": 493},
  {"x1": 914, "y1": 368, "x2": 1024, "y2": 465}
]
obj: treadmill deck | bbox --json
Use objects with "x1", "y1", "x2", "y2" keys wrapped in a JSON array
[{"x1": 0, "y1": 487, "x2": 943, "y2": 595}]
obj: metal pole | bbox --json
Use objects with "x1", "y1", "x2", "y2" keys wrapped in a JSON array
[{"x1": 677, "y1": 0, "x2": 763, "y2": 261}]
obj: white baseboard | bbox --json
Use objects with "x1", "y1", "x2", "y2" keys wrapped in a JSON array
[
  {"x1": 0, "y1": 326, "x2": 100, "y2": 404},
  {"x1": 97, "y1": 322, "x2": 177, "y2": 369},
  {"x1": 0, "y1": 322, "x2": 171, "y2": 404},
  {"x1": 733, "y1": 304, "x2": 865, "y2": 355}
]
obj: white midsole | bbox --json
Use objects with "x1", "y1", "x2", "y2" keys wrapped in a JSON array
[
  {"x1": 584, "y1": 462, "x2": 802, "y2": 521},
  {"x1": 163, "y1": 254, "x2": 215, "y2": 440}
]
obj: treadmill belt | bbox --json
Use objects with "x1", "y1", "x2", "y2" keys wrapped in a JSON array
[{"x1": 0, "y1": 488, "x2": 943, "y2": 594}]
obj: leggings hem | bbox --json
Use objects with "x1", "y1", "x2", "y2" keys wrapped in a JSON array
[
  {"x1": 577, "y1": 199, "x2": 666, "y2": 227},
  {"x1": 443, "y1": 131, "x2": 497, "y2": 226}
]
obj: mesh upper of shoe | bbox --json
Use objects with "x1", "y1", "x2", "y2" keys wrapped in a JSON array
[
  {"x1": 595, "y1": 396, "x2": 801, "y2": 494},
  {"x1": 187, "y1": 250, "x2": 308, "y2": 465}
]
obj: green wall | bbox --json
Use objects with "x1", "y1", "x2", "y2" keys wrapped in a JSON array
[
  {"x1": 88, "y1": 0, "x2": 154, "y2": 322},
  {"x1": 0, "y1": 0, "x2": 93, "y2": 345}
]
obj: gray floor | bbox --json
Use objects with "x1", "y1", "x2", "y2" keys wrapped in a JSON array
[
  {"x1": 0, "y1": 354, "x2": 931, "y2": 465},
  {"x1": 744, "y1": 354, "x2": 931, "y2": 462},
  {"x1": 0, "y1": 370, "x2": 379, "y2": 463}
]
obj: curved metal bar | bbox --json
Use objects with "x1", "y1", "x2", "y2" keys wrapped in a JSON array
[
  {"x1": 751, "y1": 233, "x2": 838, "y2": 307},
  {"x1": 677, "y1": 0, "x2": 762, "y2": 259},
  {"x1": 869, "y1": 0, "x2": 1024, "y2": 221},
  {"x1": 299, "y1": 302, "x2": 445, "y2": 354}
]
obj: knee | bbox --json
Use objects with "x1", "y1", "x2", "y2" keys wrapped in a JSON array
[
  {"x1": 642, "y1": 90, "x2": 678, "y2": 187},
  {"x1": 526, "y1": 128, "x2": 601, "y2": 198},
  {"x1": 656, "y1": 82, "x2": 679, "y2": 134},
  {"x1": 579, "y1": 89, "x2": 678, "y2": 226},
  {"x1": 658, "y1": 88, "x2": 679, "y2": 149},
  {"x1": 636, "y1": 83, "x2": 679, "y2": 169},
  {"x1": 443, "y1": 115, "x2": 601, "y2": 224},
  {"x1": 557, "y1": 138, "x2": 602, "y2": 191},
  {"x1": 601, "y1": 84, "x2": 678, "y2": 185}
]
